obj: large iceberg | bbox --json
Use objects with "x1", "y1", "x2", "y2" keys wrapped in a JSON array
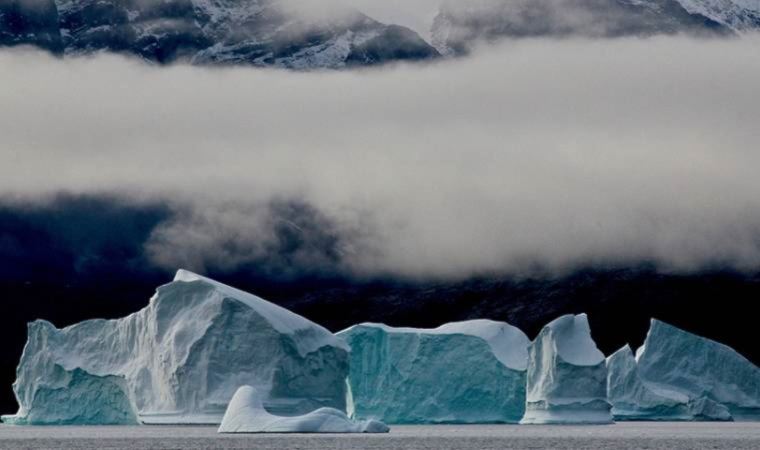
[
  {"x1": 2, "y1": 270, "x2": 349, "y2": 425},
  {"x1": 606, "y1": 345, "x2": 731, "y2": 421},
  {"x1": 520, "y1": 314, "x2": 613, "y2": 424},
  {"x1": 338, "y1": 320, "x2": 529, "y2": 424},
  {"x1": 218, "y1": 385, "x2": 389, "y2": 433},
  {"x1": 634, "y1": 319, "x2": 760, "y2": 420}
]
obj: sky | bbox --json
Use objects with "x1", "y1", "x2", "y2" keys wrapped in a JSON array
[{"x1": 2, "y1": 36, "x2": 760, "y2": 280}]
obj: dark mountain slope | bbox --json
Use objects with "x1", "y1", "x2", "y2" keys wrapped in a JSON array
[{"x1": 0, "y1": 0, "x2": 439, "y2": 67}]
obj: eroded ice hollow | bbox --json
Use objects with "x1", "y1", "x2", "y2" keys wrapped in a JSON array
[
  {"x1": 520, "y1": 314, "x2": 613, "y2": 424},
  {"x1": 339, "y1": 320, "x2": 530, "y2": 424},
  {"x1": 2, "y1": 270, "x2": 350, "y2": 425},
  {"x1": 218, "y1": 385, "x2": 389, "y2": 433},
  {"x1": 607, "y1": 319, "x2": 760, "y2": 421}
]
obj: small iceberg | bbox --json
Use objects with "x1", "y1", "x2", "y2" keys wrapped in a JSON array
[{"x1": 218, "y1": 386, "x2": 389, "y2": 433}]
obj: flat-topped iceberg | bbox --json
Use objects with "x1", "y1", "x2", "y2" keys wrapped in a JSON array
[
  {"x1": 606, "y1": 345, "x2": 731, "y2": 421},
  {"x1": 218, "y1": 385, "x2": 389, "y2": 433},
  {"x1": 635, "y1": 319, "x2": 760, "y2": 420},
  {"x1": 339, "y1": 320, "x2": 529, "y2": 424},
  {"x1": 520, "y1": 314, "x2": 612, "y2": 424},
  {"x1": 2, "y1": 270, "x2": 349, "y2": 425}
]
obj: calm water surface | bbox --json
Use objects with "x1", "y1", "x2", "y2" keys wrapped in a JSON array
[{"x1": 1, "y1": 423, "x2": 759, "y2": 449}]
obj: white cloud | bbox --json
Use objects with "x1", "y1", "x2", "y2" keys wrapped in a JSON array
[{"x1": 2, "y1": 36, "x2": 760, "y2": 279}]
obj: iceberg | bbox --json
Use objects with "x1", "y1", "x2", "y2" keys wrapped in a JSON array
[
  {"x1": 635, "y1": 319, "x2": 760, "y2": 420},
  {"x1": 338, "y1": 320, "x2": 529, "y2": 424},
  {"x1": 218, "y1": 385, "x2": 389, "y2": 433},
  {"x1": 1, "y1": 359, "x2": 138, "y2": 425},
  {"x1": 607, "y1": 345, "x2": 688, "y2": 421},
  {"x1": 2, "y1": 270, "x2": 349, "y2": 425},
  {"x1": 606, "y1": 345, "x2": 731, "y2": 421},
  {"x1": 520, "y1": 314, "x2": 612, "y2": 424}
]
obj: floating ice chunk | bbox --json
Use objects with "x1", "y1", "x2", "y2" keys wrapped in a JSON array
[
  {"x1": 636, "y1": 319, "x2": 760, "y2": 420},
  {"x1": 218, "y1": 386, "x2": 389, "y2": 433},
  {"x1": 3, "y1": 270, "x2": 349, "y2": 425},
  {"x1": 339, "y1": 320, "x2": 529, "y2": 424},
  {"x1": 520, "y1": 314, "x2": 612, "y2": 424}
]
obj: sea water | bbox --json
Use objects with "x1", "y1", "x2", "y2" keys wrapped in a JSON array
[{"x1": 1, "y1": 423, "x2": 759, "y2": 449}]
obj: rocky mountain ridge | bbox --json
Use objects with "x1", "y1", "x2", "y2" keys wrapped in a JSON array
[{"x1": 0, "y1": 0, "x2": 440, "y2": 68}]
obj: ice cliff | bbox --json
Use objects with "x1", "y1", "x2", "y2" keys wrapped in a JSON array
[
  {"x1": 339, "y1": 320, "x2": 529, "y2": 424},
  {"x1": 2, "y1": 361, "x2": 139, "y2": 425},
  {"x1": 631, "y1": 319, "x2": 760, "y2": 420},
  {"x1": 520, "y1": 314, "x2": 613, "y2": 424},
  {"x1": 218, "y1": 385, "x2": 389, "y2": 433},
  {"x1": 2, "y1": 270, "x2": 349, "y2": 425},
  {"x1": 606, "y1": 345, "x2": 732, "y2": 421}
]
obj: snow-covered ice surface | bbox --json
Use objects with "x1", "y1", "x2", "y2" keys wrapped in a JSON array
[
  {"x1": 339, "y1": 320, "x2": 529, "y2": 424},
  {"x1": 521, "y1": 314, "x2": 613, "y2": 424},
  {"x1": 607, "y1": 345, "x2": 731, "y2": 421},
  {"x1": 218, "y1": 385, "x2": 389, "y2": 433},
  {"x1": 635, "y1": 319, "x2": 760, "y2": 420},
  {"x1": 2, "y1": 270, "x2": 349, "y2": 425}
]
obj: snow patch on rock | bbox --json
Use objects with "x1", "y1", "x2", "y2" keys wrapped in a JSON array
[{"x1": 676, "y1": 0, "x2": 760, "y2": 30}]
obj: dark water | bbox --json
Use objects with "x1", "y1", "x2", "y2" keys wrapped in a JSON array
[{"x1": 1, "y1": 423, "x2": 759, "y2": 449}]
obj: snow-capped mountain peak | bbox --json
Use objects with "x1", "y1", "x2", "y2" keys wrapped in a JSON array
[{"x1": 675, "y1": 0, "x2": 760, "y2": 30}]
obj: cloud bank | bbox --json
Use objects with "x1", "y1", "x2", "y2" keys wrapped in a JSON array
[{"x1": 2, "y1": 36, "x2": 760, "y2": 279}]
